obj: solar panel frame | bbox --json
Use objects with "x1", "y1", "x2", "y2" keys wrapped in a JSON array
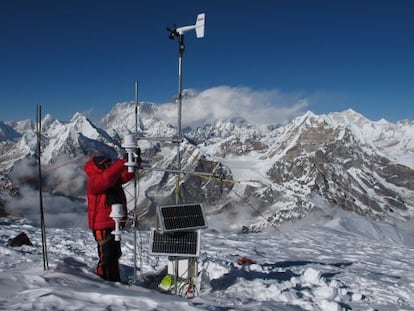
[
  {"x1": 149, "y1": 228, "x2": 200, "y2": 257},
  {"x1": 157, "y1": 203, "x2": 208, "y2": 233}
]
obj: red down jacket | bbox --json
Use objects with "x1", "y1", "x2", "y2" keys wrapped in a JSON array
[{"x1": 84, "y1": 157, "x2": 135, "y2": 230}]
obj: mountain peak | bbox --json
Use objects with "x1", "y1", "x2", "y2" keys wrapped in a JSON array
[
  {"x1": 0, "y1": 121, "x2": 21, "y2": 142},
  {"x1": 70, "y1": 112, "x2": 87, "y2": 122},
  {"x1": 327, "y1": 109, "x2": 368, "y2": 125}
]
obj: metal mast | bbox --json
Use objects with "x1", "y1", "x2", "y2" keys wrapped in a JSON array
[
  {"x1": 168, "y1": 13, "x2": 205, "y2": 204},
  {"x1": 132, "y1": 81, "x2": 140, "y2": 284},
  {"x1": 175, "y1": 31, "x2": 185, "y2": 204},
  {"x1": 36, "y1": 104, "x2": 49, "y2": 271},
  {"x1": 167, "y1": 13, "x2": 205, "y2": 296}
]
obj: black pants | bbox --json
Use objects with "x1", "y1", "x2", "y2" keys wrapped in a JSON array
[{"x1": 93, "y1": 229, "x2": 122, "y2": 282}]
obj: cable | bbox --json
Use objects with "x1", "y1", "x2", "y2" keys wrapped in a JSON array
[{"x1": 189, "y1": 172, "x2": 280, "y2": 232}]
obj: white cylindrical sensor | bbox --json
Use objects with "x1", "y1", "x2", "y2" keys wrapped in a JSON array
[{"x1": 110, "y1": 204, "x2": 124, "y2": 241}]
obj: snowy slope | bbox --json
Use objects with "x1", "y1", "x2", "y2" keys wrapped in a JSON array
[{"x1": 1, "y1": 210, "x2": 414, "y2": 311}]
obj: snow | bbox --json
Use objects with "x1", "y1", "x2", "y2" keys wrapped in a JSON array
[
  {"x1": 326, "y1": 110, "x2": 414, "y2": 170},
  {"x1": 218, "y1": 153, "x2": 273, "y2": 186},
  {"x1": 1, "y1": 210, "x2": 414, "y2": 311}
]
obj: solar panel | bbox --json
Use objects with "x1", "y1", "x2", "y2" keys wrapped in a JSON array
[
  {"x1": 157, "y1": 203, "x2": 208, "y2": 232},
  {"x1": 149, "y1": 229, "x2": 200, "y2": 257}
]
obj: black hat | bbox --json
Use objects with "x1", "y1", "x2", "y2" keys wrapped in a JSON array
[{"x1": 93, "y1": 156, "x2": 111, "y2": 169}]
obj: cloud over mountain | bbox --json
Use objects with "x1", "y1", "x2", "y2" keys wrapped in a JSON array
[{"x1": 156, "y1": 86, "x2": 309, "y2": 129}]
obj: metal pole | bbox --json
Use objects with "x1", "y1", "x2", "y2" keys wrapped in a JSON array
[
  {"x1": 177, "y1": 34, "x2": 184, "y2": 140},
  {"x1": 133, "y1": 81, "x2": 139, "y2": 284},
  {"x1": 167, "y1": 16, "x2": 205, "y2": 295},
  {"x1": 175, "y1": 34, "x2": 185, "y2": 205},
  {"x1": 145, "y1": 167, "x2": 217, "y2": 177},
  {"x1": 135, "y1": 81, "x2": 139, "y2": 135},
  {"x1": 37, "y1": 105, "x2": 49, "y2": 271},
  {"x1": 173, "y1": 33, "x2": 186, "y2": 296}
]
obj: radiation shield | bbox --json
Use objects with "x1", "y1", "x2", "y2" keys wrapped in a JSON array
[
  {"x1": 121, "y1": 134, "x2": 138, "y2": 173},
  {"x1": 110, "y1": 204, "x2": 124, "y2": 241}
]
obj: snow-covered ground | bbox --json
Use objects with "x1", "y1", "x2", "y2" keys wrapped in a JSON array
[{"x1": 1, "y1": 211, "x2": 414, "y2": 311}]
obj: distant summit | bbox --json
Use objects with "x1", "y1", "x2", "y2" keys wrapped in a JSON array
[{"x1": 1, "y1": 105, "x2": 414, "y2": 231}]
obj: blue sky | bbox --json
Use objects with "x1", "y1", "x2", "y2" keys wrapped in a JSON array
[{"x1": 1, "y1": 0, "x2": 414, "y2": 123}]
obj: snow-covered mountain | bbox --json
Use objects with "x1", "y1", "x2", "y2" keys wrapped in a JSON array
[{"x1": 1, "y1": 103, "x2": 414, "y2": 230}]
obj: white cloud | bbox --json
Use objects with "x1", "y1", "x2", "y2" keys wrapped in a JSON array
[
  {"x1": 156, "y1": 86, "x2": 308, "y2": 129},
  {"x1": 8, "y1": 156, "x2": 87, "y2": 228}
]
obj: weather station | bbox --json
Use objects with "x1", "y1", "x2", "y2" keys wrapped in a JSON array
[{"x1": 120, "y1": 13, "x2": 209, "y2": 297}]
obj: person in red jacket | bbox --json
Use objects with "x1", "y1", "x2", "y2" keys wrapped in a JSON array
[{"x1": 84, "y1": 154, "x2": 135, "y2": 282}]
